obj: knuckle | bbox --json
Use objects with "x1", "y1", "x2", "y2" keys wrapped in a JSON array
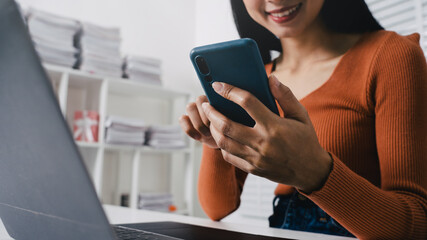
[
  {"x1": 180, "y1": 120, "x2": 191, "y2": 133},
  {"x1": 253, "y1": 158, "x2": 266, "y2": 170},
  {"x1": 222, "y1": 86, "x2": 233, "y2": 99},
  {"x1": 239, "y1": 94, "x2": 253, "y2": 108},
  {"x1": 259, "y1": 148, "x2": 269, "y2": 158},
  {"x1": 267, "y1": 126, "x2": 281, "y2": 139},
  {"x1": 178, "y1": 117, "x2": 186, "y2": 127},
  {"x1": 222, "y1": 151, "x2": 232, "y2": 162},
  {"x1": 282, "y1": 85, "x2": 292, "y2": 96},
  {"x1": 181, "y1": 123, "x2": 190, "y2": 132},
  {"x1": 186, "y1": 102, "x2": 196, "y2": 112},
  {"x1": 203, "y1": 106, "x2": 211, "y2": 117},
  {"x1": 216, "y1": 135, "x2": 228, "y2": 149},
  {"x1": 183, "y1": 127, "x2": 191, "y2": 135},
  {"x1": 196, "y1": 95, "x2": 206, "y2": 104},
  {"x1": 247, "y1": 166, "x2": 258, "y2": 174},
  {"x1": 259, "y1": 138, "x2": 274, "y2": 157},
  {"x1": 218, "y1": 119, "x2": 231, "y2": 135}
]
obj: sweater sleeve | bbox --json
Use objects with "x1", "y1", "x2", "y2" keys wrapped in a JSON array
[
  {"x1": 198, "y1": 144, "x2": 248, "y2": 220},
  {"x1": 305, "y1": 33, "x2": 427, "y2": 239}
]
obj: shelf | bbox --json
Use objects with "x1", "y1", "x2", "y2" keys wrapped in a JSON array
[
  {"x1": 107, "y1": 78, "x2": 189, "y2": 99},
  {"x1": 44, "y1": 64, "x2": 104, "y2": 81},
  {"x1": 43, "y1": 64, "x2": 190, "y2": 100},
  {"x1": 76, "y1": 141, "x2": 100, "y2": 148},
  {"x1": 75, "y1": 141, "x2": 191, "y2": 154},
  {"x1": 104, "y1": 144, "x2": 191, "y2": 154},
  {"x1": 44, "y1": 62, "x2": 195, "y2": 216}
]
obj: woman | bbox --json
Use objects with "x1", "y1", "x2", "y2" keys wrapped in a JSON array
[{"x1": 180, "y1": 0, "x2": 427, "y2": 238}]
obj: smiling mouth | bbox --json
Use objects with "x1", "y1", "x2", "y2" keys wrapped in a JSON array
[{"x1": 267, "y1": 3, "x2": 303, "y2": 22}]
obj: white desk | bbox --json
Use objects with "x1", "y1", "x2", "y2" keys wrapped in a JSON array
[{"x1": 104, "y1": 205, "x2": 356, "y2": 240}]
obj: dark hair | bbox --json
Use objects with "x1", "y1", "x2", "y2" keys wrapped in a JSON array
[{"x1": 230, "y1": 0, "x2": 384, "y2": 64}]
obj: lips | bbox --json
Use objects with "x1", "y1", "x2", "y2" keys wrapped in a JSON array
[{"x1": 267, "y1": 3, "x2": 302, "y2": 24}]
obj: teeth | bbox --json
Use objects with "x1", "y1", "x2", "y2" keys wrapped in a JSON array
[{"x1": 271, "y1": 5, "x2": 299, "y2": 17}]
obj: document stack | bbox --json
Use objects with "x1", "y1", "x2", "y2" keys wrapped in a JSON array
[
  {"x1": 145, "y1": 125, "x2": 186, "y2": 149},
  {"x1": 77, "y1": 23, "x2": 122, "y2": 78},
  {"x1": 138, "y1": 193, "x2": 174, "y2": 212},
  {"x1": 104, "y1": 116, "x2": 147, "y2": 145},
  {"x1": 27, "y1": 9, "x2": 80, "y2": 68},
  {"x1": 123, "y1": 56, "x2": 162, "y2": 85}
]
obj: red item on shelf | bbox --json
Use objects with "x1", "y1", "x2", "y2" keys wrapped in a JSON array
[
  {"x1": 168, "y1": 205, "x2": 177, "y2": 212},
  {"x1": 73, "y1": 110, "x2": 99, "y2": 142}
]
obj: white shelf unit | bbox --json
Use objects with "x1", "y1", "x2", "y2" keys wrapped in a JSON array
[{"x1": 44, "y1": 64, "x2": 196, "y2": 216}]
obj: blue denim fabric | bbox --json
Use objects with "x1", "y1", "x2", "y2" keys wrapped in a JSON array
[{"x1": 268, "y1": 192, "x2": 355, "y2": 237}]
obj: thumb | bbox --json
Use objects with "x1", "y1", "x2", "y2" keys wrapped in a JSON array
[{"x1": 269, "y1": 75, "x2": 308, "y2": 123}]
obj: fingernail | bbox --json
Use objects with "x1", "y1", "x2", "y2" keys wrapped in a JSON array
[
  {"x1": 202, "y1": 102, "x2": 209, "y2": 111},
  {"x1": 212, "y1": 82, "x2": 223, "y2": 93},
  {"x1": 271, "y1": 75, "x2": 280, "y2": 87}
]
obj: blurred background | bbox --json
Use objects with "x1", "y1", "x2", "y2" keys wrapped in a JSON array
[{"x1": 15, "y1": 0, "x2": 427, "y2": 227}]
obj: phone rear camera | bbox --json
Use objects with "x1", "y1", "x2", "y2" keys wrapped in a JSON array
[{"x1": 195, "y1": 56, "x2": 210, "y2": 75}]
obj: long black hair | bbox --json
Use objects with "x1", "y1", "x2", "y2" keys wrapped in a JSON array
[{"x1": 230, "y1": 0, "x2": 384, "y2": 64}]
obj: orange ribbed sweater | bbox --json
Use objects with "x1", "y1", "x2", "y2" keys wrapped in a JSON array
[{"x1": 198, "y1": 30, "x2": 427, "y2": 239}]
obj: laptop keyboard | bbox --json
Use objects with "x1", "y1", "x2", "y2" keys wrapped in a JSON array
[{"x1": 113, "y1": 226, "x2": 180, "y2": 240}]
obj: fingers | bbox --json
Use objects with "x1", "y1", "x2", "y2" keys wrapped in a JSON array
[
  {"x1": 209, "y1": 122, "x2": 255, "y2": 159},
  {"x1": 179, "y1": 115, "x2": 201, "y2": 140},
  {"x1": 202, "y1": 102, "x2": 262, "y2": 150},
  {"x1": 195, "y1": 95, "x2": 210, "y2": 126},
  {"x1": 212, "y1": 82, "x2": 271, "y2": 125},
  {"x1": 209, "y1": 124, "x2": 261, "y2": 173},
  {"x1": 268, "y1": 75, "x2": 308, "y2": 123},
  {"x1": 186, "y1": 101, "x2": 211, "y2": 137},
  {"x1": 220, "y1": 149, "x2": 256, "y2": 174}
]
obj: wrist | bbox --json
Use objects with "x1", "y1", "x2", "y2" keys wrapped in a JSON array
[{"x1": 299, "y1": 150, "x2": 333, "y2": 194}]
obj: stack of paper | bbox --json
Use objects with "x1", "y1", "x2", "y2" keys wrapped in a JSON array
[
  {"x1": 77, "y1": 23, "x2": 122, "y2": 77},
  {"x1": 138, "y1": 193, "x2": 174, "y2": 212},
  {"x1": 145, "y1": 125, "x2": 186, "y2": 149},
  {"x1": 123, "y1": 56, "x2": 162, "y2": 85},
  {"x1": 27, "y1": 9, "x2": 80, "y2": 67},
  {"x1": 104, "y1": 116, "x2": 147, "y2": 145}
]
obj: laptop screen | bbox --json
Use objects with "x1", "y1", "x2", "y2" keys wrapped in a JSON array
[{"x1": 0, "y1": 1, "x2": 115, "y2": 239}]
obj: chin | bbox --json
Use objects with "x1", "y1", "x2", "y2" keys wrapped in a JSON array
[{"x1": 273, "y1": 28, "x2": 305, "y2": 39}]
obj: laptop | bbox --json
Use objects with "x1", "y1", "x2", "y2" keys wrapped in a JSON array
[{"x1": 0, "y1": 1, "x2": 290, "y2": 239}]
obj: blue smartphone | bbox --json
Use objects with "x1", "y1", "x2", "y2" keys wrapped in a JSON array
[{"x1": 190, "y1": 38, "x2": 279, "y2": 127}]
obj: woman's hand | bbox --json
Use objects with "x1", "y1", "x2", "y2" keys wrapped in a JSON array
[
  {"x1": 202, "y1": 76, "x2": 333, "y2": 193},
  {"x1": 179, "y1": 95, "x2": 219, "y2": 149}
]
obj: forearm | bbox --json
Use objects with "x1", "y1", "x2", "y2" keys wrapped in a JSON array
[
  {"x1": 306, "y1": 155, "x2": 427, "y2": 239},
  {"x1": 198, "y1": 144, "x2": 248, "y2": 220}
]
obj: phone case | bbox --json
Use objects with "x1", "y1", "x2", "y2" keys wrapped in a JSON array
[{"x1": 190, "y1": 38, "x2": 279, "y2": 127}]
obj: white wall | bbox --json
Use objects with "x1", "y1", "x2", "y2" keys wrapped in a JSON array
[
  {"x1": 195, "y1": 0, "x2": 238, "y2": 46},
  {"x1": 17, "y1": 0, "x2": 198, "y2": 94}
]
